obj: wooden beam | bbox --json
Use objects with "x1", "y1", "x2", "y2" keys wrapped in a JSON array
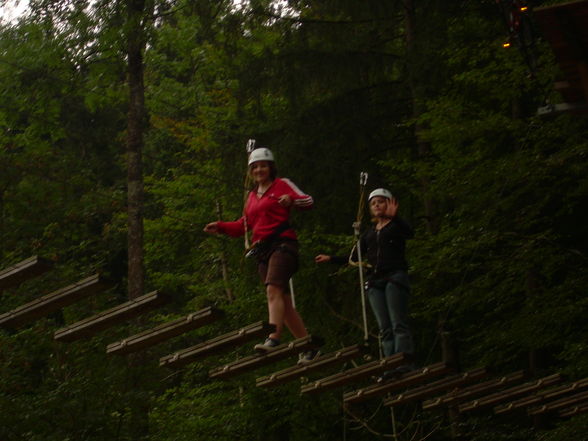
[
  {"x1": 458, "y1": 373, "x2": 563, "y2": 414},
  {"x1": 107, "y1": 307, "x2": 225, "y2": 355},
  {"x1": 209, "y1": 335, "x2": 324, "y2": 380},
  {"x1": 0, "y1": 256, "x2": 53, "y2": 293},
  {"x1": 344, "y1": 362, "x2": 452, "y2": 405},
  {"x1": 300, "y1": 352, "x2": 409, "y2": 396},
  {"x1": 54, "y1": 291, "x2": 171, "y2": 342},
  {"x1": 160, "y1": 321, "x2": 276, "y2": 369},
  {"x1": 422, "y1": 370, "x2": 526, "y2": 411},
  {"x1": 528, "y1": 390, "x2": 588, "y2": 416},
  {"x1": 383, "y1": 367, "x2": 488, "y2": 408},
  {"x1": 256, "y1": 344, "x2": 367, "y2": 388},
  {"x1": 494, "y1": 377, "x2": 588, "y2": 415},
  {"x1": 0, "y1": 274, "x2": 113, "y2": 329},
  {"x1": 558, "y1": 401, "x2": 588, "y2": 418}
]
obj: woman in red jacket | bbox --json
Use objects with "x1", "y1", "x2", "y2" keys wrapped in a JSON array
[{"x1": 204, "y1": 148, "x2": 318, "y2": 363}]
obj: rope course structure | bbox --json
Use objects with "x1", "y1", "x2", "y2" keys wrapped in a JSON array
[
  {"x1": 1, "y1": 254, "x2": 588, "y2": 440},
  {"x1": 533, "y1": 0, "x2": 588, "y2": 115}
]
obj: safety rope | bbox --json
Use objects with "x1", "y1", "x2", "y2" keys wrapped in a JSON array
[
  {"x1": 355, "y1": 172, "x2": 370, "y2": 343},
  {"x1": 242, "y1": 139, "x2": 256, "y2": 249}
]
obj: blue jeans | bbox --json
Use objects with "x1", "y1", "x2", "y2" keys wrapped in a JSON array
[{"x1": 367, "y1": 272, "x2": 414, "y2": 358}]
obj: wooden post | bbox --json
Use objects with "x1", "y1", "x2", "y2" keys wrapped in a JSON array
[{"x1": 439, "y1": 323, "x2": 462, "y2": 439}]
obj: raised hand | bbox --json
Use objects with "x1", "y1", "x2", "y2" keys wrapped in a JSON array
[
  {"x1": 203, "y1": 221, "x2": 219, "y2": 234},
  {"x1": 385, "y1": 197, "x2": 399, "y2": 218}
]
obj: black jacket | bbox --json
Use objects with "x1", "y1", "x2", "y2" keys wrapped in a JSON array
[{"x1": 332, "y1": 216, "x2": 414, "y2": 279}]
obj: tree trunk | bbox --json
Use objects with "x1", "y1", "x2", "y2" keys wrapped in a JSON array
[
  {"x1": 126, "y1": 0, "x2": 147, "y2": 300},
  {"x1": 403, "y1": 0, "x2": 438, "y2": 234}
]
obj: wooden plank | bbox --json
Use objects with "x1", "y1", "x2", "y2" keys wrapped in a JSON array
[
  {"x1": 0, "y1": 274, "x2": 113, "y2": 329},
  {"x1": 107, "y1": 307, "x2": 225, "y2": 355},
  {"x1": 528, "y1": 390, "x2": 588, "y2": 416},
  {"x1": 209, "y1": 335, "x2": 324, "y2": 380},
  {"x1": 0, "y1": 256, "x2": 53, "y2": 292},
  {"x1": 54, "y1": 291, "x2": 171, "y2": 342},
  {"x1": 383, "y1": 367, "x2": 488, "y2": 408},
  {"x1": 300, "y1": 353, "x2": 409, "y2": 396},
  {"x1": 344, "y1": 362, "x2": 452, "y2": 405},
  {"x1": 494, "y1": 377, "x2": 588, "y2": 415},
  {"x1": 458, "y1": 373, "x2": 563, "y2": 414},
  {"x1": 422, "y1": 370, "x2": 526, "y2": 411},
  {"x1": 160, "y1": 321, "x2": 276, "y2": 369},
  {"x1": 256, "y1": 344, "x2": 367, "y2": 388},
  {"x1": 558, "y1": 401, "x2": 588, "y2": 418}
]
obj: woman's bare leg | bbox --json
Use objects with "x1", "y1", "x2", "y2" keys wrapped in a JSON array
[
  {"x1": 266, "y1": 284, "x2": 285, "y2": 340},
  {"x1": 283, "y1": 294, "x2": 308, "y2": 338}
]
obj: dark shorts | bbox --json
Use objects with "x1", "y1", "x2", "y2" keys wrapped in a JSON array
[{"x1": 257, "y1": 240, "x2": 299, "y2": 292}]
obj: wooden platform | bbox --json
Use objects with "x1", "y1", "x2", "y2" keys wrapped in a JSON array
[
  {"x1": 343, "y1": 362, "x2": 452, "y2": 405},
  {"x1": 300, "y1": 352, "x2": 409, "y2": 396},
  {"x1": 422, "y1": 370, "x2": 526, "y2": 411},
  {"x1": 256, "y1": 344, "x2": 367, "y2": 388},
  {"x1": 535, "y1": 0, "x2": 588, "y2": 114},
  {"x1": 0, "y1": 256, "x2": 53, "y2": 293},
  {"x1": 383, "y1": 367, "x2": 488, "y2": 408},
  {"x1": 494, "y1": 377, "x2": 588, "y2": 415},
  {"x1": 107, "y1": 307, "x2": 225, "y2": 355},
  {"x1": 0, "y1": 274, "x2": 113, "y2": 329},
  {"x1": 160, "y1": 321, "x2": 276, "y2": 369},
  {"x1": 209, "y1": 335, "x2": 324, "y2": 380},
  {"x1": 458, "y1": 373, "x2": 563, "y2": 414},
  {"x1": 54, "y1": 291, "x2": 171, "y2": 342}
]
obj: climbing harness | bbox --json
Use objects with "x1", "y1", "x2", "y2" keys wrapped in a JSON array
[{"x1": 355, "y1": 171, "x2": 370, "y2": 343}]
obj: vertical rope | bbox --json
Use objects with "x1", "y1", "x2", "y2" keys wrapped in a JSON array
[
  {"x1": 356, "y1": 172, "x2": 369, "y2": 342},
  {"x1": 390, "y1": 406, "x2": 398, "y2": 441},
  {"x1": 289, "y1": 278, "x2": 296, "y2": 309},
  {"x1": 243, "y1": 139, "x2": 256, "y2": 249}
]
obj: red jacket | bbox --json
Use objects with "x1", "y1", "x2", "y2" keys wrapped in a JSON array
[{"x1": 217, "y1": 178, "x2": 313, "y2": 243}]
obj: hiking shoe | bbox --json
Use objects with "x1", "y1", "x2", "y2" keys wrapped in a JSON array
[
  {"x1": 297, "y1": 349, "x2": 321, "y2": 365},
  {"x1": 254, "y1": 337, "x2": 280, "y2": 352}
]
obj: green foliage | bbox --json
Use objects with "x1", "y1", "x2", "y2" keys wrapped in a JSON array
[{"x1": 0, "y1": 0, "x2": 587, "y2": 440}]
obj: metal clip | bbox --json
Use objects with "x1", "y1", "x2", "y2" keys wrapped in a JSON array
[
  {"x1": 359, "y1": 171, "x2": 368, "y2": 186},
  {"x1": 246, "y1": 139, "x2": 256, "y2": 153}
]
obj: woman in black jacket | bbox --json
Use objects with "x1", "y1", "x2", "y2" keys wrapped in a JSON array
[{"x1": 316, "y1": 188, "x2": 415, "y2": 378}]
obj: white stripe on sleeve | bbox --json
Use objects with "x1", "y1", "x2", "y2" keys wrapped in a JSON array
[{"x1": 282, "y1": 178, "x2": 314, "y2": 206}]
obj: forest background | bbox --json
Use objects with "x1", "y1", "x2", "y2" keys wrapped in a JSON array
[{"x1": 1, "y1": 0, "x2": 587, "y2": 440}]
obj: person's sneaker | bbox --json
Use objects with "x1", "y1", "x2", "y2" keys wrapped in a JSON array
[
  {"x1": 394, "y1": 364, "x2": 416, "y2": 375},
  {"x1": 254, "y1": 337, "x2": 280, "y2": 352},
  {"x1": 297, "y1": 349, "x2": 321, "y2": 365},
  {"x1": 375, "y1": 364, "x2": 416, "y2": 383}
]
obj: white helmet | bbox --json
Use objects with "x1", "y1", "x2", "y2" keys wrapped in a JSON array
[
  {"x1": 248, "y1": 148, "x2": 274, "y2": 166},
  {"x1": 368, "y1": 188, "x2": 393, "y2": 202}
]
